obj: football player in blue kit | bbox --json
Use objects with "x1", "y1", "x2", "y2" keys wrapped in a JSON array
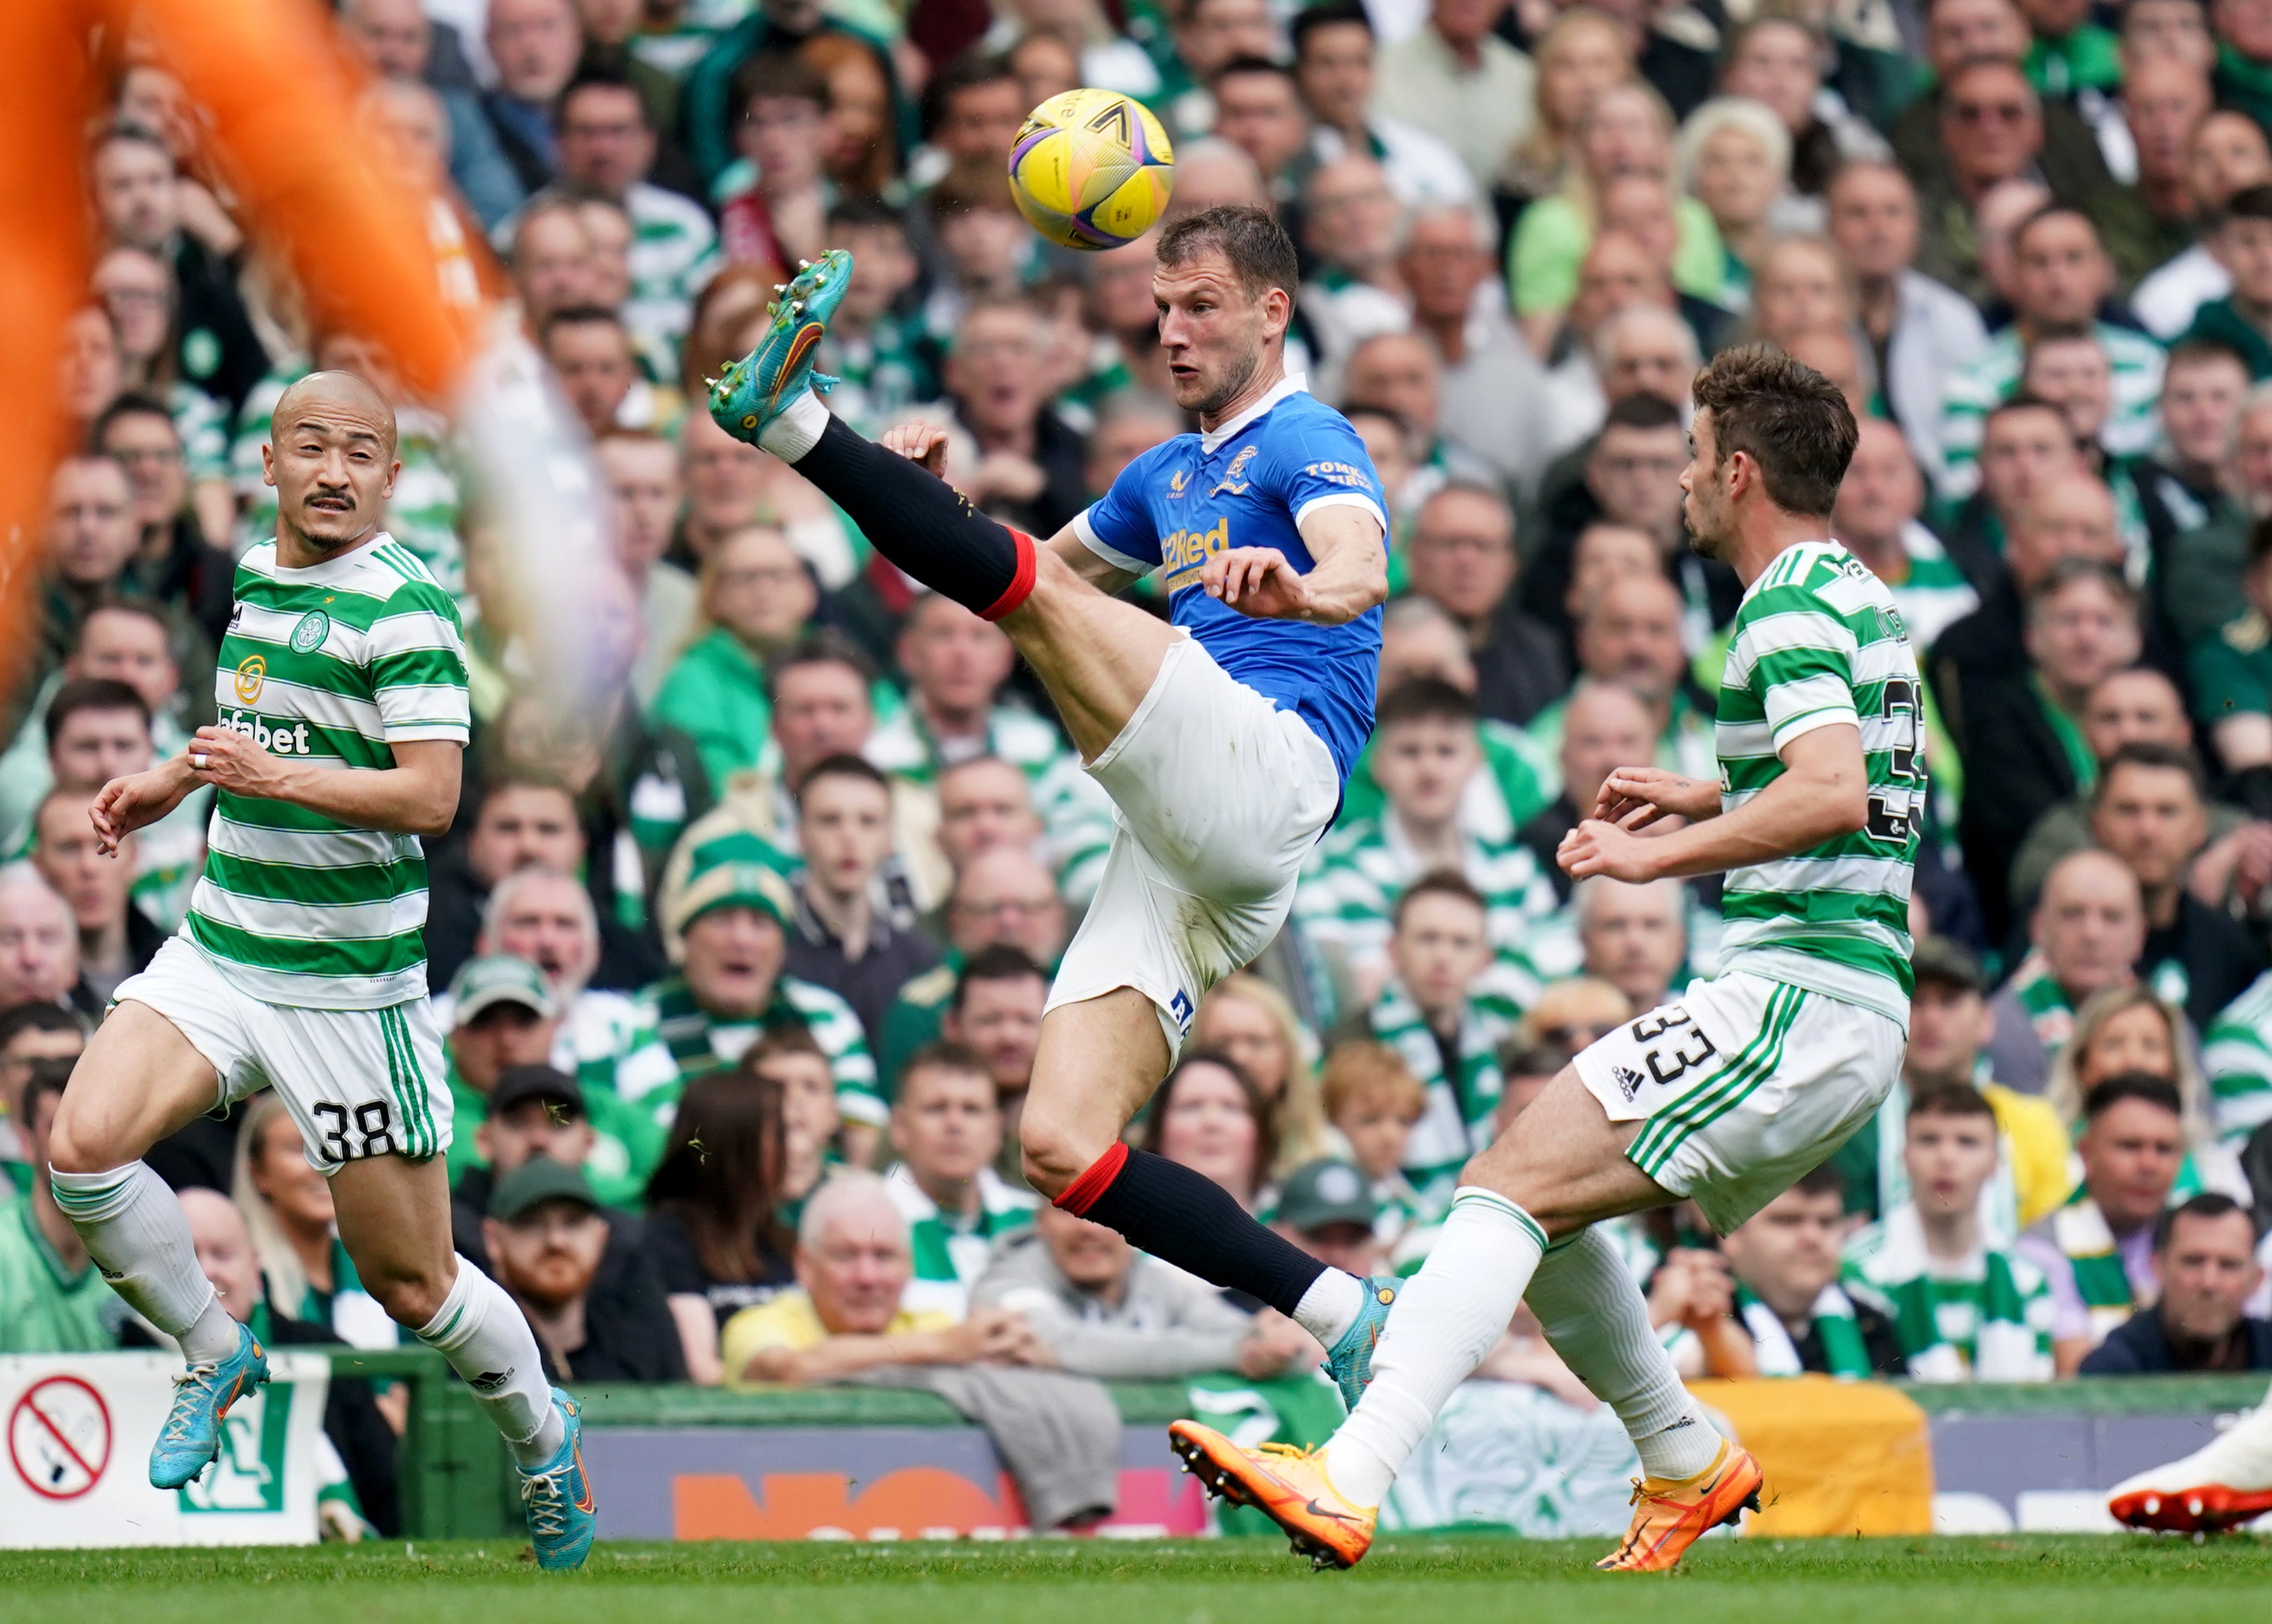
[{"x1": 710, "y1": 205, "x2": 1403, "y2": 1400}]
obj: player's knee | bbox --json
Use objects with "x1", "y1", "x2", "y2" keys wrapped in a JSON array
[
  {"x1": 45, "y1": 1093, "x2": 117, "y2": 1178},
  {"x1": 1017, "y1": 1108, "x2": 1098, "y2": 1200},
  {"x1": 361, "y1": 1260, "x2": 453, "y2": 1330}
]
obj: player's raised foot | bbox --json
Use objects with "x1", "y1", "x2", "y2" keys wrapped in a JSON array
[
  {"x1": 518, "y1": 1389, "x2": 598, "y2": 1570},
  {"x1": 1169, "y1": 1420, "x2": 1376, "y2": 1569},
  {"x1": 2108, "y1": 1401, "x2": 2272, "y2": 1534},
  {"x1": 708, "y1": 251, "x2": 850, "y2": 446},
  {"x1": 1595, "y1": 1440, "x2": 1763, "y2": 1572},
  {"x1": 150, "y1": 1320, "x2": 270, "y2": 1489},
  {"x1": 1321, "y1": 1275, "x2": 1399, "y2": 1410}
]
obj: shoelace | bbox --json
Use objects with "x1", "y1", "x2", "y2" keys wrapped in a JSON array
[
  {"x1": 1255, "y1": 1442, "x2": 1322, "y2": 1466},
  {"x1": 160, "y1": 1362, "x2": 225, "y2": 1444},
  {"x1": 519, "y1": 1464, "x2": 571, "y2": 1538}
]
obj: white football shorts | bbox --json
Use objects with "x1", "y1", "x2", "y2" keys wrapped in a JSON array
[
  {"x1": 115, "y1": 936, "x2": 453, "y2": 1174},
  {"x1": 1046, "y1": 630, "x2": 1342, "y2": 1053},
  {"x1": 1572, "y1": 970, "x2": 1905, "y2": 1233}
]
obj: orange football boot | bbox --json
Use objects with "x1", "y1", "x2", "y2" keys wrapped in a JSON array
[
  {"x1": 1169, "y1": 1420, "x2": 1377, "y2": 1568},
  {"x1": 1595, "y1": 1441, "x2": 1764, "y2": 1571}
]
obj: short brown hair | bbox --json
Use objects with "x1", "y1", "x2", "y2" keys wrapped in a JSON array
[
  {"x1": 1906, "y1": 1079, "x2": 1997, "y2": 1127},
  {"x1": 1157, "y1": 204, "x2": 1300, "y2": 306},
  {"x1": 1320, "y1": 1039, "x2": 1427, "y2": 1122},
  {"x1": 1691, "y1": 342, "x2": 1857, "y2": 517}
]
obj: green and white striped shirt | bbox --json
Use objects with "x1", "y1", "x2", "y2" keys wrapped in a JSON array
[
  {"x1": 862, "y1": 702, "x2": 1113, "y2": 904},
  {"x1": 1340, "y1": 716, "x2": 1559, "y2": 844},
  {"x1": 1296, "y1": 813, "x2": 1557, "y2": 1020},
  {"x1": 1715, "y1": 540, "x2": 1920, "y2": 1025},
  {"x1": 1935, "y1": 323, "x2": 2165, "y2": 499},
  {"x1": 883, "y1": 1162, "x2": 1039, "y2": 1319},
  {"x1": 2202, "y1": 968, "x2": 2272, "y2": 1145},
  {"x1": 188, "y1": 535, "x2": 468, "y2": 1008},
  {"x1": 625, "y1": 181, "x2": 722, "y2": 367},
  {"x1": 640, "y1": 972, "x2": 884, "y2": 1128},
  {"x1": 1365, "y1": 978, "x2": 1513, "y2": 1209},
  {"x1": 1844, "y1": 1203, "x2": 2056, "y2": 1382}
]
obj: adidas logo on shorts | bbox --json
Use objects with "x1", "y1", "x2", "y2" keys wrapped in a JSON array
[{"x1": 1614, "y1": 1065, "x2": 1647, "y2": 1102}]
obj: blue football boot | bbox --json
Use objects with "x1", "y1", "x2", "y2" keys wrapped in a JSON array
[
  {"x1": 150, "y1": 1320, "x2": 269, "y2": 1489},
  {"x1": 708, "y1": 250, "x2": 851, "y2": 446},
  {"x1": 517, "y1": 1389, "x2": 597, "y2": 1571},
  {"x1": 1322, "y1": 1275, "x2": 1401, "y2": 1410}
]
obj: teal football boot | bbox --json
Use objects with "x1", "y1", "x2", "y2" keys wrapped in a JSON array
[
  {"x1": 1322, "y1": 1275, "x2": 1401, "y2": 1410},
  {"x1": 149, "y1": 1320, "x2": 270, "y2": 1489},
  {"x1": 517, "y1": 1389, "x2": 597, "y2": 1571},
  {"x1": 708, "y1": 250, "x2": 851, "y2": 446}
]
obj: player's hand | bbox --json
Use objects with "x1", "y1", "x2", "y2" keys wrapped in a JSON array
[
  {"x1": 1202, "y1": 546, "x2": 1312, "y2": 619},
  {"x1": 1557, "y1": 817, "x2": 1667, "y2": 882},
  {"x1": 1593, "y1": 767, "x2": 1720, "y2": 831},
  {"x1": 880, "y1": 420, "x2": 952, "y2": 476},
  {"x1": 89, "y1": 762, "x2": 194, "y2": 857},
  {"x1": 187, "y1": 725, "x2": 305, "y2": 800}
]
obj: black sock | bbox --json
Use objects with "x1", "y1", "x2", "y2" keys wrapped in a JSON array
[
  {"x1": 1067, "y1": 1147, "x2": 1328, "y2": 1318},
  {"x1": 796, "y1": 415, "x2": 1037, "y2": 619}
]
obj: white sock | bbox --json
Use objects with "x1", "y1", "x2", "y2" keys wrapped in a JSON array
[
  {"x1": 51, "y1": 1164, "x2": 240, "y2": 1363},
  {"x1": 1293, "y1": 1268, "x2": 1364, "y2": 1346},
  {"x1": 415, "y1": 1257, "x2": 564, "y2": 1468},
  {"x1": 1325, "y1": 1188, "x2": 1545, "y2": 1506},
  {"x1": 755, "y1": 390, "x2": 829, "y2": 462},
  {"x1": 1526, "y1": 1228, "x2": 1725, "y2": 1481}
]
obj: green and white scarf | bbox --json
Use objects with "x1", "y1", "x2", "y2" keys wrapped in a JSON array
[{"x1": 1739, "y1": 1283, "x2": 1874, "y2": 1379}]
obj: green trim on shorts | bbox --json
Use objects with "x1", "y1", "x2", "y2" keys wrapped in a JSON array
[
  {"x1": 377, "y1": 1007, "x2": 427, "y2": 1159},
  {"x1": 1628, "y1": 983, "x2": 1807, "y2": 1178},
  {"x1": 391, "y1": 1007, "x2": 439, "y2": 1157}
]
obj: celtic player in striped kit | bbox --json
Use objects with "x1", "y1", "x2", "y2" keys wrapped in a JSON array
[
  {"x1": 1174, "y1": 347, "x2": 1915, "y2": 1573},
  {"x1": 44, "y1": 373, "x2": 596, "y2": 1569}
]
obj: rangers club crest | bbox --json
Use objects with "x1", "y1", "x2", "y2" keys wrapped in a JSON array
[{"x1": 1209, "y1": 443, "x2": 1259, "y2": 497}]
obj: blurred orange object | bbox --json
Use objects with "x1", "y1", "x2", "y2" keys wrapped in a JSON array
[{"x1": 0, "y1": 0, "x2": 483, "y2": 715}]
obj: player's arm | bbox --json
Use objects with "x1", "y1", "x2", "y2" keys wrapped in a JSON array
[
  {"x1": 89, "y1": 754, "x2": 202, "y2": 856},
  {"x1": 181, "y1": 732, "x2": 462, "y2": 837},
  {"x1": 1203, "y1": 504, "x2": 1388, "y2": 624},
  {"x1": 1559, "y1": 723, "x2": 1870, "y2": 883},
  {"x1": 1046, "y1": 524, "x2": 1143, "y2": 592}
]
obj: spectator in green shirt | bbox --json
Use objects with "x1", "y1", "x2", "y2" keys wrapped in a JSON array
[{"x1": 0, "y1": 1060, "x2": 122, "y2": 1353}]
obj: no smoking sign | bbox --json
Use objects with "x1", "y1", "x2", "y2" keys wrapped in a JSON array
[{"x1": 9, "y1": 1376, "x2": 112, "y2": 1500}]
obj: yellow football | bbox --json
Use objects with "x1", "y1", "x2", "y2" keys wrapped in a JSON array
[{"x1": 1006, "y1": 87, "x2": 1176, "y2": 251}]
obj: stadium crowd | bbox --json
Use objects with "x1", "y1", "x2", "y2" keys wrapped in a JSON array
[{"x1": 13, "y1": 0, "x2": 2272, "y2": 1535}]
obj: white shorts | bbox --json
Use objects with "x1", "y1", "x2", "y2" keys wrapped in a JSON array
[
  {"x1": 1046, "y1": 632, "x2": 1343, "y2": 1052},
  {"x1": 1572, "y1": 970, "x2": 1904, "y2": 1234},
  {"x1": 115, "y1": 936, "x2": 453, "y2": 1175}
]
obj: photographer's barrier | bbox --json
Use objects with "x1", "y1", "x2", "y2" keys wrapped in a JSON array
[{"x1": 6, "y1": 1353, "x2": 2267, "y2": 1544}]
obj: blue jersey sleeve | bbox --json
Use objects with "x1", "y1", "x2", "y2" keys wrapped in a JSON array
[
  {"x1": 1073, "y1": 445, "x2": 1167, "y2": 575},
  {"x1": 1261, "y1": 410, "x2": 1389, "y2": 536}
]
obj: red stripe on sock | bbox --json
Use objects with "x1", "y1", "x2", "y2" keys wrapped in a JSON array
[
  {"x1": 979, "y1": 528, "x2": 1038, "y2": 622},
  {"x1": 1054, "y1": 1141, "x2": 1129, "y2": 1216}
]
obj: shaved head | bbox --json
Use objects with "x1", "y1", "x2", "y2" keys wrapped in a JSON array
[
  {"x1": 272, "y1": 368, "x2": 397, "y2": 455},
  {"x1": 263, "y1": 368, "x2": 402, "y2": 557}
]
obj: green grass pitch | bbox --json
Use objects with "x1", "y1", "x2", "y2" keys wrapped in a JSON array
[{"x1": 5, "y1": 1536, "x2": 2271, "y2": 1624}]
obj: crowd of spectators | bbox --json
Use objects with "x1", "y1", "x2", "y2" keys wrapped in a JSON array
[{"x1": 17, "y1": 0, "x2": 2272, "y2": 1535}]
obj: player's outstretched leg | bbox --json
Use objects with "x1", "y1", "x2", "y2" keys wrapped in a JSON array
[
  {"x1": 332, "y1": 1152, "x2": 595, "y2": 1568},
  {"x1": 1526, "y1": 1229, "x2": 1760, "y2": 1570},
  {"x1": 1176, "y1": 1185, "x2": 1545, "y2": 1568},
  {"x1": 710, "y1": 251, "x2": 1040, "y2": 623},
  {"x1": 2108, "y1": 1379, "x2": 2272, "y2": 1533},
  {"x1": 47, "y1": 1005, "x2": 268, "y2": 1488}
]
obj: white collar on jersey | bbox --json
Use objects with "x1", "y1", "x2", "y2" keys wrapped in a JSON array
[{"x1": 1199, "y1": 372, "x2": 1309, "y2": 456}]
